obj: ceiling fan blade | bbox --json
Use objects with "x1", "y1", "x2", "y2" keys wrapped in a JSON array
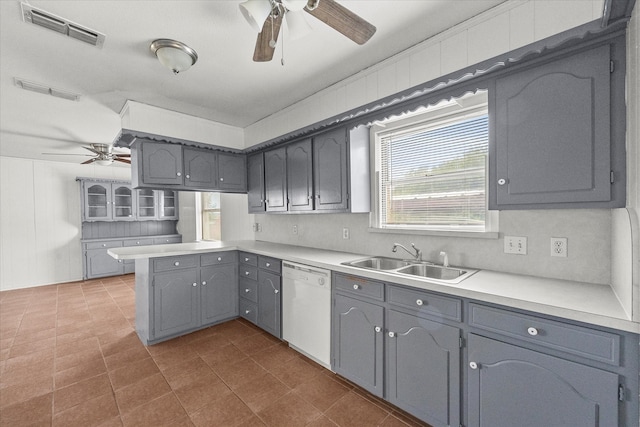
[
  {"x1": 306, "y1": 0, "x2": 376, "y2": 45},
  {"x1": 114, "y1": 157, "x2": 131, "y2": 164},
  {"x1": 82, "y1": 145, "x2": 103, "y2": 155},
  {"x1": 81, "y1": 158, "x2": 97, "y2": 165},
  {"x1": 253, "y1": 13, "x2": 283, "y2": 62},
  {"x1": 41, "y1": 152, "x2": 94, "y2": 156},
  {"x1": 113, "y1": 153, "x2": 131, "y2": 157}
]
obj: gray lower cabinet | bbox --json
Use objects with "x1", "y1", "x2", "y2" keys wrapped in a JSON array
[
  {"x1": 138, "y1": 252, "x2": 238, "y2": 344},
  {"x1": 332, "y1": 293, "x2": 384, "y2": 397},
  {"x1": 85, "y1": 245, "x2": 124, "y2": 278},
  {"x1": 386, "y1": 309, "x2": 461, "y2": 427},
  {"x1": 467, "y1": 334, "x2": 619, "y2": 427},
  {"x1": 238, "y1": 252, "x2": 282, "y2": 338}
]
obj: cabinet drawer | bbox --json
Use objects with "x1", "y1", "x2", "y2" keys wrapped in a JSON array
[
  {"x1": 123, "y1": 238, "x2": 155, "y2": 247},
  {"x1": 258, "y1": 256, "x2": 281, "y2": 274},
  {"x1": 201, "y1": 251, "x2": 237, "y2": 266},
  {"x1": 153, "y1": 255, "x2": 199, "y2": 273},
  {"x1": 468, "y1": 303, "x2": 620, "y2": 365},
  {"x1": 387, "y1": 285, "x2": 462, "y2": 322},
  {"x1": 240, "y1": 265, "x2": 258, "y2": 281},
  {"x1": 153, "y1": 236, "x2": 182, "y2": 245},
  {"x1": 239, "y1": 278, "x2": 258, "y2": 303},
  {"x1": 239, "y1": 252, "x2": 258, "y2": 266},
  {"x1": 239, "y1": 298, "x2": 258, "y2": 324},
  {"x1": 84, "y1": 240, "x2": 123, "y2": 250},
  {"x1": 334, "y1": 273, "x2": 384, "y2": 301}
]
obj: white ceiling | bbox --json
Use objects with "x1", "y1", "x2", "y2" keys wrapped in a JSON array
[{"x1": 0, "y1": 0, "x2": 506, "y2": 164}]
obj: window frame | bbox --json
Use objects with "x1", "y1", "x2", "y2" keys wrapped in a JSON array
[
  {"x1": 200, "y1": 192, "x2": 221, "y2": 242},
  {"x1": 369, "y1": 93, "x2": 498, "y2": 238}
]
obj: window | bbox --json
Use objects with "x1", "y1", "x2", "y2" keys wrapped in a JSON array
[
  {"x1": 373, "y1": 92, "x2": 491, "y2": 232},
  {"x1": 201, "y1": 192, "x2": 221, "y2": 241}
]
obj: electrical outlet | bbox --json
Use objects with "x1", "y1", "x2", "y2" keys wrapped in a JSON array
[
  {"x1": 551, "y1": 237, "x2": 568, "y2": 257},
  {"x1": 504, "y1": 236, "x2": 527, "y2": 255},
  {"x1": 292, "y1": 225, "x2": 298, "y2": 235},
  {"x1": 342, "y1": 228, "x2": 350, "y2": 239},
  {"x1": 257, "y1": 223, "x2": 262, "y2": 232},
  {"x1": 253, "y1": 223, "x2": 260, "y2": 232}
]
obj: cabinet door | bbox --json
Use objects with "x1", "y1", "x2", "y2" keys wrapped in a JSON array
[
  {"x1": 314, "y1": 128, "x2": 348, "y2": 211},
  {"x1": 200, "y1": 264, "x2": 238, "y2": 325},
  {"x1": 136, "y1": 188, "x2": 157, "y2": 220},
  {"x1": 264, "y1": 147, "x2": 288, "y2": 212},
  {"x1": 157, "y1": 190, "x2": 178, "y2": 220},
  {"x1": 152, "y1": 269, "x2": 199, "y2": 340},
  {"x1": 332, "y1": 293, "x2": 384, "y2": 397},
  {"x1": 83, "y1": 182, "x2": 112, "y2": 221},
  {"x1": 141, "y1": 142, "x2": 183, "y2": 185},
  {"x1": 257, "y1": 270, "x2": 281, "y2": 338},
  {"x1": 247, "y1": 153, "x2": 266, "y2": 213},
  {"x1": 492, "y1": 44, "x2": 612, "y2": 209},
  {"x1": 218, "y1": 153, "x2": 247, "y2": 191},
  {"x1": 85, "y1": 248, "x2": 123, "y2": 278},
  {"x1": 184, "y1": 148, "x2": 217, "y2": 189},
  {"x1": 287, "y1": 139, "x2": 314, "y2": 211},
  {"x1": 112, "y1": 184, "x2": 135, "y2": 221},
  {"x1": 467, "y1": 334, "x2": 619, "y2": 427},
  {"x1": 386, "y1": 310, "x2": 460, "y2": 427}
]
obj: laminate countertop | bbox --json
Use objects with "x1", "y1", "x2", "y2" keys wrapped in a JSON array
[{"x1": 109, "y1": 240, "x2": 638, "y2": 334}]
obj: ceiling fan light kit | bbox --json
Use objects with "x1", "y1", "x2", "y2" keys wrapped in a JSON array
[
  {"x1": 239, "y1": 0, "x2": 274, "y2": 33},
  {"x1": 150, "y1": 39, "x2": 198, "y2": 74},
  {"x1": 285, "y1": 10, "x2": 312, "y2": 41}
]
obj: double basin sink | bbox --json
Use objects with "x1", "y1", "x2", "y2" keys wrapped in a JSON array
[{"x1": 342, "y1": 256, "x2": 478, "y2": 284}]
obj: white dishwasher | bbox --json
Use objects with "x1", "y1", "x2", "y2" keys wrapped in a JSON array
[{"x1": 282, "y1": 261, "x2": 331, "y2": 369}]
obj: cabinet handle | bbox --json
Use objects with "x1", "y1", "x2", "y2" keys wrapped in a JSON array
[
  {"x1": 192, "y1": 283, "x2": 197, "y2": 287},
  {"x1": 353, "y1": 284, "x2": 360, "y2": 290},
  {"x1": 498, "y1": 178, "x2": 506, "y2": 186},
  {"x1": 217, "y1": 257, "x2": 222, "y2": 261},
  {"x1": 469, "y1": 361, "x2": 478, "y2": 370},
  {"x1": 416, "y1": 299, "x2": 424, "y2": 306},
  {"x1": 527, "y1": 327, "x2": 539, "y2": 336},
  {"x1": 274, "y1": 289, "x2": 279, "y2": 294},
  {"x1": 136, "y1": 241, "x2": 140, "y2": 244},
  {"x1": 102, "y1": 244, "x2": 107, "y2": 247},
  {"x1": 245, "y1": 288, "x2": 250, "y2": 293},
  {"x1": 388, "y1": 332, "x2": 395, "y2": 338},
  {"x1": 220, "y1": 177, "x2": 224, "y2": 181},
  {"x1": 245, "y1": 309, "x2": 251, "y2": 314},
  {"x1": 245, "y1": 271, "x2": 250, "y2": 275},
  {"x1": 186, "y1": 174, "x2": 190, "y2": 179},
  {"x1": 118, "y1": 260, "x2": 122, "y2": 263},
  {"x1": 174, "y1": 262, "x2": 180, "y2": 266},
  {"x1": 374, "y1": 326, "x2": 381, "y2": 333},
  {"x1": 265, "y1": 262, "x2": 271, "y2": 267},
  {"x1": 244, "y1": 257, "x2": 249, "y2": 262},
  {"x1": 177, "y1": 172, "x2": 182, "y2": 177},
  {"x1": 202, "y1": 281, "x2": 207, "y2": 286}
]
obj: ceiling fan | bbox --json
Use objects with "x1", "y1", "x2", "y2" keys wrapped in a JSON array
[
  {"x1": 239, "y1": 0, "x2": 377, "y2": 62},
  {"x1": 43, "y1": 143, "x2": 131, "y2": 166}
]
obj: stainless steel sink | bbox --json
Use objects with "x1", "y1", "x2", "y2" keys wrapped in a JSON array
[
  {"x1": 344, "y1": 256, "x2": 413, "y2": 270},
  {"x1": 342, "y1": 256, "x2": 478, "y2": 284},
  {"x1": 395, "y1": 264, "x2": 473, "y2": 281}
]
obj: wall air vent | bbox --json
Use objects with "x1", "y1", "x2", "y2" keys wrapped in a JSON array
[
  {"x1": 14, "y1": 78, "x2": 81, "y2": 101},
  {"x1": 20, "y1": 3, "x2": 105, "y2": 48}
]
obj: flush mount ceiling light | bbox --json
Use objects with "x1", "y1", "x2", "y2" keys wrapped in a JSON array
[{"x1": 150, "y1": 39, "x2": 198, "y2": 74}]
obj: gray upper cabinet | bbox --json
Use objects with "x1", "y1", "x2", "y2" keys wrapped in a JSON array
[
  {"x1": 140, "y1": 142, "x2": 184, "y2": 185},
  {"x1": 133, "y1": 140, "x2": 246, "y2": 193},
  {"x1": 247, "y1": 153, "x2": 266, "y2": 213},
  {"x1": 82, "y1": 181, "x2": 112, "y2": 221},
  {"x1": 491, "y1": 43, "x2": 622, "y2": 209},
  {"x1": 183, "y1": 147, "x2": 217, "y2": 189},
  {"x1": 314, "y1": 127, "x2": 349, "y2": 211},
  {"x1": 112, "y1": 184, "x2": 136, "y2": 220},
  {"x1": 157, "y1": 190, "x2": 178, "y2": 220},
  {"x1": 218, "y1": 153, "x2": 247, "y2": 191},
  {"x1": 136, "y1": 188, "x2": 157, "y2": 220},
  {"x1": 264, "y1": 147, "x2": 288, "y2": 212},
  {"x1": 467, "y1": 333, "x2": 619, "y2": 427},
  {"x1": 287, "y1": 139, "x2": 314, "y2": 212}
]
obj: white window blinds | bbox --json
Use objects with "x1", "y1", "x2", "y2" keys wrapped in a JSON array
[{"x1": 378, "y1": 113, "x2": 488, "y2": 230}]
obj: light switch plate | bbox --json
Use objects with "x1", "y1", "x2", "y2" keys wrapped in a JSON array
[{"x1": 504, "y1": 236, "x2": 527, "y2": 255}]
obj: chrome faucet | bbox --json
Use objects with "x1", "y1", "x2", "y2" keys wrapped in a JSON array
[
  {"x1": 392, "y1": 243, "x2": 422, "y2": 261},
  {"x1": 440, "y1": 251, "x2": 449, "y2": 267}
]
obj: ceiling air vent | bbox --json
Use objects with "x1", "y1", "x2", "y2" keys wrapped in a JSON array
[
  {"x1": 14, "y1": 78, "x2": 81, "y2": 101},
  {"x1": 21, "y1": 3, "x2": 105, "y2": 48}
]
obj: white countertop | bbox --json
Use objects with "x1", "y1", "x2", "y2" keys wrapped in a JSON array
[{"x1": 109, "y1": 240, "x2": 639, "y2": 334}]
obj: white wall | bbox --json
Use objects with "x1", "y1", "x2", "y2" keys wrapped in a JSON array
[
  {"x1": 0, "y1": 157, "x2": 130, "y2": 291},
  {"x1": 246, "y1": 0, "x2": 620, "y2": 285}
]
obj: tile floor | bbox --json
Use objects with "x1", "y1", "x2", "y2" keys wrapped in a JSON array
[{"x1": 0, "y1": 275, "x2": 432, "y2": 427}]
